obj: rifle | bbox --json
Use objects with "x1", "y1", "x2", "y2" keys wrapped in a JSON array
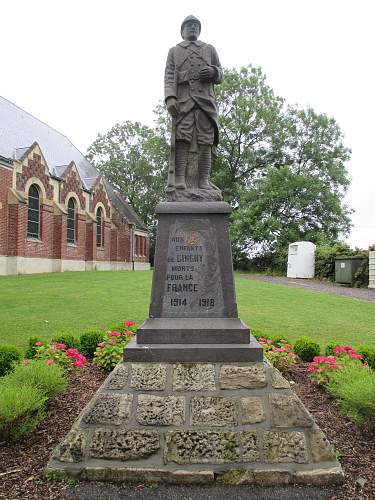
[{"x1": 166, "y1": 116, "x2": 176, "y2": 192}]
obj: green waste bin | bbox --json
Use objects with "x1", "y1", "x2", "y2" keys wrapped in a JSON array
[{"x1": 335, "y1": 256, "x2": 366, "y2": 286}]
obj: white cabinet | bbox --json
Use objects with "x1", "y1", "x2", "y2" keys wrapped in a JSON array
[{"x1": 287, "y1": 241, "x2": 316, "y2": 279}]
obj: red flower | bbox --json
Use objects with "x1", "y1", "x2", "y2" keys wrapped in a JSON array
[
  {"x1": 97, "y1": 342, "x2": 105, "y2": 348},
  {"x1": 107, "y1": 339, "x2": 117, "y2": 345},
  {"x1": 73, "y1": 354, "x2": 87, "y2": 368},
  {"x1": 124, "y1": 330, "x2": 134, "y2": 337},
  {"x1": 108, "y1": 331, "x2": 121, "y2": 337},
  {"x1": 53, "y1": 343, "x2": 66, "y2": 350},
  {"x1": 35, "y1": 341, "x2": 43, "y2": 347},
  {"x1": 66, "y1": 348, "x2": 79, "y2": 358},
  {"x1": 45, "y1": 358, "x2": 54, "y2": 365},
  {"x1": 123, "y1": 320, "x2": 135, "y2": 327}
]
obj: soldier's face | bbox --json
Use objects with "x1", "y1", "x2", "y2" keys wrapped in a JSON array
[{"x1": 182, "y1": 21, "x2": 200, "y2": 41}]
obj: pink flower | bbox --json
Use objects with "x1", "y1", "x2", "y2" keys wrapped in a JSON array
[
  {"x1": 124, "y1": 330, "x2": 134, "y2": 337},
  {"x1": 107, "y1": 339, "x2": 117, "y2": 345},
  {"x1": 266, "y1": 339, "x2": 273, "y2": 344},
  {"x1": 54, "y1": 343, "x2": 66, "y2": 350},
  {"x1": 35, "y1": 341, "x2": 43, "y2": 347},
  {"x1": 108, "y1": 331, "x2": 121, "y2": 337},
  {"x1": 279, "y1": 339, "x2": 287, "y2": 343},
  {"x1": 123, "y1": 320, "x2": 136, "y2": 327},
  {"x1": 258, "y1": 337, "x2": 267, "y2": 343},
  {"x1": 73, "y1": 354, "x2": 87, "y2": 368},
  {"x1": 45, "y1": 358, "x2": 55, "y2": 365},
  {"x1": 348, "y1": 351, "x2": 362, "y2": 360},
  {"x1": 97, "y1": 342, "x2": 105, "y2": 348},
  {"x1": 66, "y1": 348, "x2": 79, "y2": 358},
  {"x1": 287, "y1": 352, "x2": 295, "y2": 358}
]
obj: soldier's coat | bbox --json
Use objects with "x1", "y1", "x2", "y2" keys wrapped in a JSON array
[{"x1": 164, "y1": 40, "x2": 223, "y2": 146}]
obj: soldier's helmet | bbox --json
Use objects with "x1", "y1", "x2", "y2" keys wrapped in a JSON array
[{"x1": 181, "y1": 15, "x2": 201, "y2": 36}]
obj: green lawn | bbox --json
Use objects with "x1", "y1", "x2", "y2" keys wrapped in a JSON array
[{"x1": 0, "y1": 271, "x2": 374, "y2": 350}]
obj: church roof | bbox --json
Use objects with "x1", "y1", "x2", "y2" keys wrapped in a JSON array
[
  {"x1": 103, "y1": 178, "x2": 147, "y2": 231},
  {"x1": 0, "y1": 96, "x2": 147, "y2": 231},
  {"x1": 0, "y1": 96, "x2": 99, "y2": 190}
]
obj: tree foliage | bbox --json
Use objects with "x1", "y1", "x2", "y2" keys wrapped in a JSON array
[
  {"x1": 213, "y1": 66, "x2": 352, "y2": 265},
  {"x1": 86, "y1": 65, "x2": 352, "y2": 268},
  {"x1": 86, "y1": 121, "x2": 168, "y2": 230},
  {"x1": 213, "y1": 66, "x2": 286, "y2": 203}
]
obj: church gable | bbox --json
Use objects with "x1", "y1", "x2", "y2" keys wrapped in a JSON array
[
  {"x1": 91, "y1": 176, "x2": 110, "y2": 218},
  {"x1": 59, "y1": 161, "x2": 86, "y2": 210},
  {"x1": 15, "y1": 142, "x2": 54, "y2": 199}
]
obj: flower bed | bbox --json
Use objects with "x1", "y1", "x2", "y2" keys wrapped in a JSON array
[{"x1": 0, "y1": 319, "x2": 136, "y2": 442}]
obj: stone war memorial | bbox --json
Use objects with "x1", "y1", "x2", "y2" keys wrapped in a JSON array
[{"x1": 47, "y1": 16, "x2": 343, "y2": 487}]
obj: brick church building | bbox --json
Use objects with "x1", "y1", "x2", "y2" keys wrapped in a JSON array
[{"x1": 0, "y1": 96, "x2": 150, "y2": 275}]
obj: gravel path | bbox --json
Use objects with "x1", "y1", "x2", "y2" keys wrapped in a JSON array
[
  {"x1": 237, "y1": 273, "x2": 375, "y2": 302},
  {"x1": 64, "y1": 482, "x2": 336, "y2": 499}
]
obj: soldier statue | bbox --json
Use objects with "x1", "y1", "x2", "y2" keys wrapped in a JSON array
[{"x1": 164, "y1": 15, "x2": 223, "y2": 200}]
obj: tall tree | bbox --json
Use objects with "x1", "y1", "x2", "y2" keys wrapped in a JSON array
[
  {"x1": 213, "y1": 66, "x2": 287, "y2": 204},
  {"x1": 86, "y1": 121, "x2": 168, "y2": 231},
  {"x1": 87, "y1": 66, "x2": 352, "y2": 268},
  {"x1": 211, "y1": 66, "x2": 352, "y2": 264}
]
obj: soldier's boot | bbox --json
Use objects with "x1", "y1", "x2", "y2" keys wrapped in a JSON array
[
  {"x1": 175, "y1": 141, "x2": 189, "y2": 189},
  {"x1": 198, "y1": 144, "x2": 211, "y2": 190}
]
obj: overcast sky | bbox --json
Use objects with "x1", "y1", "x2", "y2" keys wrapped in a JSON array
[{"x1": 2, "y1": 0, "x2": 374, "y2": 248}]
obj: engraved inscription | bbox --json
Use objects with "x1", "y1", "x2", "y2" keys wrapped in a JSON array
[{"x1": 162, "y1": 218, "x2": 224, "y2": 317}]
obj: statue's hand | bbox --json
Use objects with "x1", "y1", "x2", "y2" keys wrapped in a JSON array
[
  {"x1": 199, "y1": 66, "x2": 215, "y2": 81},
  {"x1": 166, "y1": 97, "x2": 179, "y2": 117}
]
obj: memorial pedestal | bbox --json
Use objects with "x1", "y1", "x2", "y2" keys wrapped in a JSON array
[
  {"x1": 124, "y1": 201, "x2": 262, "y2": 362},
  {"x1": 47, "y1": 361, "x2": 343, "y2": 486},
  {"x1": 48, "y1": 202, "x2": 343, "y2": 487}
]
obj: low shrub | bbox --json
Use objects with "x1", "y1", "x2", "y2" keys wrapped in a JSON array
[
  {"x1": 271, "y1": 335, "x2": 291, "y2": 348},
  {"x1": 24, "y1": 336, "x2": 45, "y2": 359},
  {"x1": 308, "y1": 355, "x2": 341, "y2": 385},
  {"x1": 93, "y1": 322, "x2": 136, "y2": 371},
  {"x1": 251, "y1": 330, "x2": 265, "y2": 341},
  {"x1": 353, "y1": 255, "x2": 369, "y2": 288},
  {"x1": 356, "y1": 344, "x2": 375, "y2": 371},
  {"x1": 325, "y1": 341, "x2": 342, "y2": 356},
  {"x1": 6, "y1": 359, "x2": 68, "y2": 398},
  {"x1": 0, "y1": 383, "x2": 47, "y2": 440},
  {"x1": 93, "y1": 342, "x2": 124, "y2": 371},
  {"x1": 293, "y1": 336, "x2": 321, "y2": 362},
  {"x1": 257, "y1": 337, "x2": 298, "y2": 373},
  {"x1": 51, "y1": 333, "x2": 80, "y2": 350},
  {"x1": 79, "y1": 330, "x2": 105, "y2": 358},
  {"x1": 0, "y1": 345, "x2": 22, "y2": 377},
  {"x1": 326, "y1": 364, "x2": 375, "y2": 427},
  {"x1": 308, "y1": 345, "x2": 366, "y2": 385},
  {"x1": 34, "y1": 341, "x2": 87, "y2": 369}
]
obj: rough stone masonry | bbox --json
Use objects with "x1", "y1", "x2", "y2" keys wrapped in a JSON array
[{"x1": 47, "y1": 361, "x2": 343, "y2": 485}]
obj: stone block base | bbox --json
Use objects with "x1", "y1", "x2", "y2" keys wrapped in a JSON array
[{"x1": 47, "y1": 361, "x2": 343, "y2": 486}]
